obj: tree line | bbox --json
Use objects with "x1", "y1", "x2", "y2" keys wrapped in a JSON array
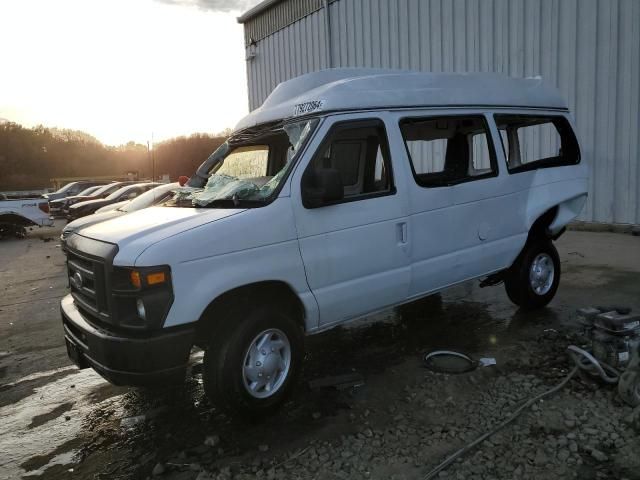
[{"x1": 0, "y1": 122, "x2": 226, "y2": 190}]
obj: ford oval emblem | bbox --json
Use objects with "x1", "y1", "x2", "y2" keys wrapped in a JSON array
[{"x1": 71, "y1": 272, "x2": 83, "y2": 290}]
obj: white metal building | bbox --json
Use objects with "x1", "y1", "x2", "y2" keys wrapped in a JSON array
[{"x1": 238, "y1": 0, "x2": 640, "y2": 225}]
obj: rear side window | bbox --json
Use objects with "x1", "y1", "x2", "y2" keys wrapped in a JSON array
[
  {"x1": 494, "y1": 115, "x2": 580, "y2": 173},
  {"x1": 399, "y1": 116, "x2": 497, "y2": 187}
]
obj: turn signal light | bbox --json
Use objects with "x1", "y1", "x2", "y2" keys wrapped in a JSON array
[
  {"x1": 130, "y1": 271, "x2": 141, "y2": 288},
  {"x1": 129, "y1": 269, "x2": 167, "y2": 288},
  {"x1": 146, "y1": 272, "x2": 166, "y2": 285}
]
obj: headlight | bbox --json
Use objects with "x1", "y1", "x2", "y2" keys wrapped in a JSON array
[
  {"x1": 61, "y1": 228, "x2": 75, "y2": 240},
  {"x1": 112, "y1": 266, "x2": 173, "y2": 330},
  {"x1": 136, "y1": 298, "x2": 146, "y2": 319}
]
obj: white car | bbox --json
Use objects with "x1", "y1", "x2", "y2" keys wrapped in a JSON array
[
  {"x1": 0, "y1": 196, "x2": 53, "y2": 238},
  {"x1": 95, "y1": 200, "x2": 128, "y2": 213},
  {"x1": 60, "y1": 69, "x2": 588, "y2": 415}
]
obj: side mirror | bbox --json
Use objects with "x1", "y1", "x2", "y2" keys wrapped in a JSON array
[
  {"x1": 302, "y1": 168, "x2": 344, "y2": 208},
  {"x1": 126, "y1": 192, "x2": 138, "y2": 199}
]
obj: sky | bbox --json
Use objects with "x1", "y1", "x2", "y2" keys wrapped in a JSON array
[{"x1": 0, "y1": 0, "x2": 261, "y2": 145}]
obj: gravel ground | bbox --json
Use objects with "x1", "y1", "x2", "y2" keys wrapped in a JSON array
[{"x1": 142, "y1": 327, "x2": 640, "y2": 480}]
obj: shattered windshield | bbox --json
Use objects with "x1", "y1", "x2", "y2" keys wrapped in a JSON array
[{"x1": 167, "y1": 118, "x2": 318, "y2": 208}]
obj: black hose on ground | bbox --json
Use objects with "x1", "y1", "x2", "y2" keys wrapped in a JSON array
[{"x1": 423, "y1": 345, "x2": 621, "y2": 480}]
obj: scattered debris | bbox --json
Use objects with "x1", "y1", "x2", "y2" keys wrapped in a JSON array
[
  {"x1": 308, "y1": 372, "x2": 365, "y2": 391},
  {"x1": 424, "y1": 350, "x2": 478, "y2": 374},
  {"x1": 120, "y1": 415, "x2": 146, "y2": 429},
  {"x1": 151, "y1": 462, "x2": 165, "y2": 476},
  {"x1": 204, "y1": 435, "x2": 220, "y2": 447},
  {"x1": 195, "y1": 471, "x2": 215, "y2": 480},
  {"x1": 478, "y1": 357, "x2": 497, "y2": 367}
]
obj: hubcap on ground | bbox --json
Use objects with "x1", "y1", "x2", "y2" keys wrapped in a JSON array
[
  {"x1": 242, "y1": 328, "x2": 291, "y2": 399},
  {"x1": 529, "y1": 253, "x2": 555, "y2": 295}
]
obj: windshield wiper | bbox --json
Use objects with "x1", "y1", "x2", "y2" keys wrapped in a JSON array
[{"x1": 200, "y1": 198, "x2": 265, "y2": 209}]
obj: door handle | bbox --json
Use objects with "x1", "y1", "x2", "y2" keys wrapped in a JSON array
[{"x1": 397, "y1": 222, "x2": 408, "y2": 244}]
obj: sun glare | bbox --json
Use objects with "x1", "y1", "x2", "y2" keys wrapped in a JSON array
[{"x1": 0, "y1": 0, "x2": 249, "y2": 145}]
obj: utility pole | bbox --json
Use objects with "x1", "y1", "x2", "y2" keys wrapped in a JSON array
[{"x1": 151, "y1": 133, "x2": 155, "y2": 182}]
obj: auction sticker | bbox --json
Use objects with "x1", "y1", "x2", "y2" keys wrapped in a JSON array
[{"x1": 293, "y1": 100, "x2": 325, "y2": 116}]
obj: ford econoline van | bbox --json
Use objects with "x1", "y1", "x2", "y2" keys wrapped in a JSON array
[{"x1": 61, "y1": 69, "x2": 588, "y2": 414}]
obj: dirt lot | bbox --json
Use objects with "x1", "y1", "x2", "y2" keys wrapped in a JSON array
[{"x1": 1, "y1": 222, "x2": 640, "y2": 480}]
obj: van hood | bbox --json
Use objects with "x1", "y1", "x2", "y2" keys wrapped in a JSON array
[{"x1": 78, "y1": 206, "x2": 245, "y2": 254}]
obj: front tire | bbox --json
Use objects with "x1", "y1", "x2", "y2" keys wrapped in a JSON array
[
  {"x1": 202, "y1": 303, "x2": 303, "y2": 416},
  {"x1": 504, "y1": 240, "x2": 560, "y2": 310}
]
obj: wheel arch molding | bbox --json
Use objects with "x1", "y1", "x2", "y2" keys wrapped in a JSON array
[{"x1": 193, "y1": 280, "x2": 307, "y2": 347}]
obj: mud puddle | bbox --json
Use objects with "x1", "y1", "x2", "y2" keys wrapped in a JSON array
[{"x1": 0, "y1": 370, "x2": 115, "y2": 479}]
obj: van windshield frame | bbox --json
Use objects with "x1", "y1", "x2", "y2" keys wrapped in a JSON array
[{"x1": 167, "y1": 118, "x2": 320, "y2": 209}]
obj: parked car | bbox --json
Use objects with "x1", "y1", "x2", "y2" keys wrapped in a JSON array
[
  {"x1": 56, "y1": 182, "x2": 130, "y2": 217},
  {"x1": 42, "y1": 180, "x2": 107, "y2": 201},
  {"x1": 49, "y1": 184, "x2": 105, "y2": 217},
  {"x1": 67, "y1": 183, "x2": 158, "y2": 220},
  {"x1": 62, "y1": 182, "x2": 138, "y2": 218},
  {"x1": 61, "y1": 182, "x2": 179, "y2": 248},
  {"x1": 93, "y1": 178, "x2": 188, "y2": 214},
  {"x1": 95, "y1": 200, "x2": 128, "y2": 214},
  {"x1": 60, "y1": 70, "x2": 588, "y2": 415},
  {"x1": 0, "y1": 196, "x2": 52, "y2": 238}
]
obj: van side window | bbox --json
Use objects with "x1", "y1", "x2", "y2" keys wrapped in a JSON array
[
  {"x1": 494, "y1": 115, "x2": 580, "y2": 173},
  {"x1": 304, "y1": 119, "x2": 393, "y2": 202},
  {"x1": 399, "y1": 116, "x2": 497, "y2": 187}
]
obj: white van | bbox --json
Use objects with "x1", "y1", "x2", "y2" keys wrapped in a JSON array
[{"x1": 61, "y1": 69, "x2": 588, "y2": 414}]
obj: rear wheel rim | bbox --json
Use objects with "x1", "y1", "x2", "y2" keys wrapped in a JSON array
[
  {"x1": 529, "y1": 253, "x2": 555, "y2": 295},
  {"x1": 242, "y1": 328, "x2": 291, "y2": 399}
]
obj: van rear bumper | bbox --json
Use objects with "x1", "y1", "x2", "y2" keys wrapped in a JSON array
[{"x1": 60, "y1": 294, "x2": 194, "y2": 386}]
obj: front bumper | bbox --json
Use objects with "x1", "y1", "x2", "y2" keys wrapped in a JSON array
[
  {"x1": 61, "y1": 294, "x2": 194, "y2": 386},
  {"x1": 66, "y1": 210, "x2": 82, "y2": 221},
  {"x1": 49, "y1": 205, "x2": 65, "y2": 217}
]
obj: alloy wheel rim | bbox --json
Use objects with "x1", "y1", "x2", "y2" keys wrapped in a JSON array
[
  {"x1": 242, "y1": 328, "x2": 291, "y2": 399},
  {"x1": 529, "y1": 253, "x2": 555, "y2": 295}
]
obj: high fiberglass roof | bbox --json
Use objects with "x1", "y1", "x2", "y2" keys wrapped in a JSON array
[{"x1": 235, "y1": 69, "x2": 568, "y2": 131}]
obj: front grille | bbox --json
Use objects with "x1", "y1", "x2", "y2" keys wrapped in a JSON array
[
  {"x1": 65, "y1": 236, "x2": 118, "y2": 327},
  {"x1": 67, "y1": 249, "x2": 109, "y2": 321}
]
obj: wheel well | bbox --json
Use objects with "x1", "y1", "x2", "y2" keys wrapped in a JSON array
[
  {"x1": 505, "y1": 207, "x2": 559, "y2": 273},
  {"x1": 527, "y1": 207, "x2": 558, "y2": 245},
  {"x1": 0, "y1": 213, "x2": 36, "y2": 227},
  {"x1": 194, "y1": 281, "x2": 305, "y2": 347}
]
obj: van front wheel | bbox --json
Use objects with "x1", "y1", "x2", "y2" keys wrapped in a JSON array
[
  {"x1": 202, "y1": 303, "x2": 303, "y2": 416},
  {"x1": 505, "y1": 240, "x2": 560, "y2": 310}
]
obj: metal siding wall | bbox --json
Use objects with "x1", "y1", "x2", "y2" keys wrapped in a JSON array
[
  {"x1": 244, "y1": 0, "x2": 640, "y2": 224},
  {"x1": 246, "y1": 9, "x2": 327, "y2": 111}
]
